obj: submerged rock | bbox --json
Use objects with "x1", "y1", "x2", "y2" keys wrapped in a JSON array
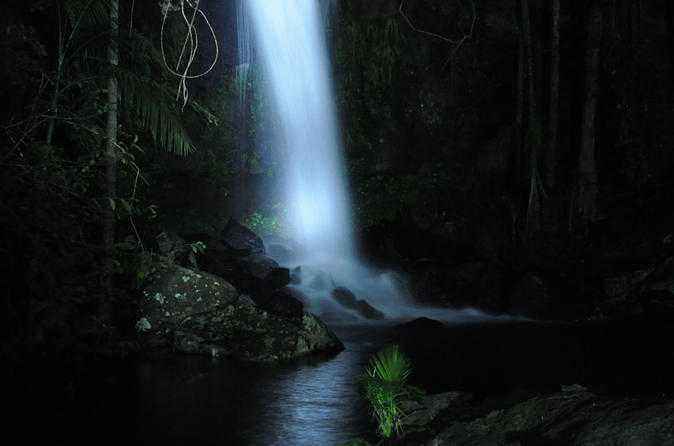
[
  {"x1": 331, "y1": 287, "x2": 386, "y2": 320},
  {"x1": 138, "y1": 263, "x2": 343, "y2": 362}
]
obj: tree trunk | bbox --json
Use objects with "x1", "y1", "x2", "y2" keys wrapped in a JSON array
[
  {"x1": 513, "y1": 3, "x2": 525, "y2": 194},
  {"x1": 666, "y1": 0, "x2": 674, "y2": 99},
  {"x1": 577, "y1": 1, "x2": 602, "y2": 228},
  {"x1": 545, "y1": 0, "x2": 560, "y2": 190},
  {"x1": 46, "y1": 3, "x2": 65, "y2": 145},
  {"x1": 103, "y1": 0, "x2": 119, "y2": 306},
  {"x1": 521, "y1": 0, "x2": 541, "y2": 235}
]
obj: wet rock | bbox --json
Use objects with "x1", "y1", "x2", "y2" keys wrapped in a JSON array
[
  {"x1": 220, "y1": 218, "x2": 264, "y2": 256},
  {"x1": 289, "y1": 265, "x2": 335, "y2": 290},
  {"x1": 331, "y1": 287, "x2": 386, "y2": 320},
  {"x1": 290, "y1": 266, "x2": 302, "y2": 285},
  {"x1": 239, "y1": 254, "x2": 291, "y2": 296},
  {"x1": 396, "y1": 317, "x2": 447, "y2": 334},
  {"x1": 401, "y1": 391, "x2": 474, "y2": 429},
  {"x1": 426, "y1": 385, "x2": 674, "y2": 445},
  {"x1": 199, "y1": 249, "x2": 290, "y2": 302},
  {"x1": 266, "y1": 243, "x2": 295, "y2": 265},
  {"x1": 260, "y1": 287, "x2": 306, "y2": 320},
  {"x1": 138, "y1": 263, "x2": 343, "y2": 362}
]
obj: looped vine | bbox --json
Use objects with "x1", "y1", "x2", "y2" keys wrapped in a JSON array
[
  {"x1": 398, "y1": 0, "x2": 478, "y2": 68},
  {"x1": 159, "y1": 0, "x2": 219, "y2": 109}
]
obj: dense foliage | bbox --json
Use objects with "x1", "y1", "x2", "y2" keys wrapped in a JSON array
[
  {"x1": 2, "y1": 0, "x2": 674, "y2": 358},
  {"x1": 0, "y1": 0, "x2": 242, "y2": 358}
]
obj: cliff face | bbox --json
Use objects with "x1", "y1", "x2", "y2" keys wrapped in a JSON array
[{"x1": 335, "y1": 0, "x2": 674, "y2": 319}]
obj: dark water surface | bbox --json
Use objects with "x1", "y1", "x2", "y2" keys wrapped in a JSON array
[
  {"x1": 7, "y1": 319, "x2": 674, "y2": 445},
  {"x1": 136, "y1": 324, "x2": 387, "y2": 446}
]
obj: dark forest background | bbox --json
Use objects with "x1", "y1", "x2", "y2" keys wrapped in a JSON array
[{"x1": 1, "y1": 0, "x2": 673, "y2": 359}]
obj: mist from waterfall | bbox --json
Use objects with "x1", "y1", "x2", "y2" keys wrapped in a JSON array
[{"x1": 237, "y1": 1, "x2": 509, "y2": 324}]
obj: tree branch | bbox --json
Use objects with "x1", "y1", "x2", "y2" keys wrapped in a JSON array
[{"x1": 398, "y1": 0, "x2": 478, "y2": 63}]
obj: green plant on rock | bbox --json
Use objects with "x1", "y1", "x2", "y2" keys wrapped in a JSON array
[
  {"x1": 244, "y1": 211, "x2": 282, "y2": 237},
  {"x1": 360, "y1": 344, "x2": 413, "y2": 439}
]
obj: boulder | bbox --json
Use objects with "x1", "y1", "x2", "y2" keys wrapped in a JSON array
[
  {"x1": 266, "y1": 243, "x2": 296, "y2": 265},
  {"x1": 396, "y1": 317, "x2": 447, "y2": 334},
  {"x1": 259, "y1": 287, "x2": 306, "y2": 320},
  {"x1": 220, "y1": 218, "x2": 264, "y2": 256},
  {"x1": 331, "y1": 287, "x2": 386, "y2": 320},
  {"x1": 198, "y1": 249, "x2": 290, "y2": 302},
  {"x1": 291, "y1": 265, "x2": 334, "y2": 290},
  {"x1": 138, "y1": 263, "x2": 343, "y2": 362},
  {"x1": 427, "y1": 386, "x2": 674, "y2": 445},
  {"x1": 238, "y1": 254, "x2": 291, "y2": 298},
  {"x1": 401, "y1": 391, "x2": 473, "y2": 429}
]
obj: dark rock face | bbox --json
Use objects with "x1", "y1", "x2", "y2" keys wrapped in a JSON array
[
  {"x1": 220, "y1": 218, "x2": 264, "y2": 256},
  {"x1": 640, "y1": 256, "x2": 674, "y2": 320},
  {"x1": 259, "y1": 287, "x2": 306, "y2": 320},
  {"x1": 138, "y1": 263, "x2": 343, "y2": 362},
  {"x1": 155, "y1": 232, "x2": 194, "y2": 268},
  {"x1": 396, "y1": 317, "x2": 447, "y2": 333},
  {"x1": 422, "y1": 386, "x2": 674, "y2": 445},
  {"x1": 266, "y1": 243, "x2": 295, "y2": 265},
  {"x1": 401, "y1": 391, "x2": 474, "y2": 430},
  {"x1": 194, "y1": 223, "x2": 290, "y2": 304},
  {"x1": 410, "y1": 260, "x2": 506, "y2": 313},
  {"x1": 507, "y1": 272, "x2": 561, "y2": 319},
  {"x1": 236, "y1": 254, "x2": 291, "y2": 300},
  {"x1": 331, "y1": 287, "x2": 386, "y2": 320}
]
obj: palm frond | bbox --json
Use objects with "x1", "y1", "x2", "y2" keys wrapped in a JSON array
[
  {"x1": 367, "y1": 344, "x2": 412, "y2": 383},
  {"x1": 118, "y1": 70, "x2": 196, "y2": 156},
  {"x1": 361, "y1": 344, "x2": 413, "y2": 439},
  {"x1": 63, "y1": 0, "x2": 110, "y2": 29}
]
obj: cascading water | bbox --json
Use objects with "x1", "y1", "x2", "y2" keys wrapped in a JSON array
[
  {"x1": 242, "y1": 0, "x2": 354, "y2": 262},
  {"x1": 237, "y1": 1, "x2": 506, "y2": 323}
]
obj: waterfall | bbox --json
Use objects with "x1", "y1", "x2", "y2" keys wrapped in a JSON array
[
  {"x1": 237, "y1": 1, "x2": 506, "y2": 323},
  {"x1": 241, "y1": 0, "x2": 354, "y2": 262}
]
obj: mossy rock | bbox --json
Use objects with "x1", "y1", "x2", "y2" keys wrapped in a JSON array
[{"x1": 138, "y1": 263, "x2": 343, "y2": 362}]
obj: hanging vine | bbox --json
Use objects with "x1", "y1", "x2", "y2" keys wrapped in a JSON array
[{"x1": 159, "y1": 0, "x2": 219, "y2": 109}]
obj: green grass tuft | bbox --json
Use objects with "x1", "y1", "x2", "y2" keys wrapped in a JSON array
[{"x1": 361, "y1": 344, "x2": 413, "y2": 439}]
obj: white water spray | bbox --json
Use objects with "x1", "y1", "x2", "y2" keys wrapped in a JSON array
[{"x1": 238, "y1": 1, "x2": 509, "y2": 324}]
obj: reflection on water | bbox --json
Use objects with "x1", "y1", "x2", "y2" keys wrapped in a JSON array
[
  {"x1": 137, "y1": 325, "x2": 385, "y2": 446},
  {"x1": 12, "y1": 319, "x2": 673, "y2": 445}
]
